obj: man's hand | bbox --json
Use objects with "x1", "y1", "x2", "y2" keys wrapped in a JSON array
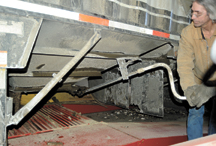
[
  {"x1": 185, "y1": 84, "x2": 215, "y2": 108},
  {"x1": 185, "y1": 85, "x2": 198, "y2": 107}
]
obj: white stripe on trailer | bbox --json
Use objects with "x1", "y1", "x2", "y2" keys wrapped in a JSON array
[
  {"x1": 0, "y1": 0, "x2": 79, "y2": 21},
  {"x1": 109, "y1": 21, "x2": 153, "y2": 35},
  {"x1": 170, "y1": 34, "x2": 180, "y2": 41},
  {"x1": 0, "y1": 0, "x2": 180, "y2": 40}
]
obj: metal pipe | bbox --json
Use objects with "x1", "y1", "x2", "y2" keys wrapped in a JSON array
[
  {"x1": 136, "y1": 63, "x2": 186, "y2": 100},
  {"x1": 85, "y1": 63, "x2": 186, "y2": 100},
  {"x1": 8, "y1": 31, "x2": 101, "y2": 126}
]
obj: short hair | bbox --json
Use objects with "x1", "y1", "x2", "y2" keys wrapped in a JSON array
[{"x1": 193, "y1": 0, "x2": 216, "y2": 21}]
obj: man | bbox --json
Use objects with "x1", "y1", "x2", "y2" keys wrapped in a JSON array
[{"x1": 177, "y1": 0, "x2": 216, "y2": 140}]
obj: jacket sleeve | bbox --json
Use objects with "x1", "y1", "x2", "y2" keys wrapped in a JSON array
[{"x1": 177, "y1": 27, "x2": 197, "y2": 92}]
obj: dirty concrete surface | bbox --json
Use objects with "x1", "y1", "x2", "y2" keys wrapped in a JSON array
[
  {"x1": 83, "y1": 92, "x2": 211, "y2": 123},
  {"x1": 83, "y1": 86, "x2": 190, "y2": 123},
  {"x1": 83, "y1": 103, "x2": 211, "y2": 124},
  {"x1": 83, "y1": 106, "x2": 188, "y2": 123}
]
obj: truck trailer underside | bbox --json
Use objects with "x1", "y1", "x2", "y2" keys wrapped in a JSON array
[{"x1": 0, "y1": 0, "x2": 206, "y2": 145}]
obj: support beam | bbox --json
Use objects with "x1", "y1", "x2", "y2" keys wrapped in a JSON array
[{"x1": 0, "y1": 69, "x2": 13, "y2": 146}]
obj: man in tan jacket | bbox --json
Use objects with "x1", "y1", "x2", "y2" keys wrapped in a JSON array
[{"x1": 177, "y1": 0, "x2": 216, "y2": 140}]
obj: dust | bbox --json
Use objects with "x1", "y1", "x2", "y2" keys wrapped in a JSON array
[{"x1": 84, "y1": 106, "x2": 187, "y2": 123}]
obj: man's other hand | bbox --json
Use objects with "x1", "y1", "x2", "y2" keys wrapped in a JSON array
[{"x1": 185, "y1": 84, "x2": 215, "y2": 108}]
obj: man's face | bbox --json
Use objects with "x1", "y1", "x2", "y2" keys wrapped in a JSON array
[{"x1": 191, "y1": 1, "x2": 210, "y2": 27}]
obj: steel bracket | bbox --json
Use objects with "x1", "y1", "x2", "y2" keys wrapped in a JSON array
[{"x1": 116, "y1": 57, "x2": 141, "y2": 80}]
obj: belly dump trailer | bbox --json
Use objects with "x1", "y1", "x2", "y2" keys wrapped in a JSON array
[{"x1": 0, "y1": 0, "x2": 196, "y2": 145}]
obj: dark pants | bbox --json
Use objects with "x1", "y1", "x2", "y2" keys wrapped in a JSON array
[
  {"x1": 187, "y1": 97, "x2": 216, "y2": 140},
  {"x1": 208, "y1": 97, "x2": 216, "y2": 135}
]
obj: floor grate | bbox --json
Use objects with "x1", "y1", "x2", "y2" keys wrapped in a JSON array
[{"x1": 8, "y1": 104, "x2": 88, "y2": 139}]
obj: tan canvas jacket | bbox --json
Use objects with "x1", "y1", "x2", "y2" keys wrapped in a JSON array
[{"x1": 177, "y1": 22, "x2": 216, "y2": 92}]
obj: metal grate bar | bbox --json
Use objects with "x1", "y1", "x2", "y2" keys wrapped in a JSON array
[
  {"x1": 26, "y1": 120, "x2": 39, "y2": 133},
  {"x1": 35, "y1": 113, "x2": 56, "y2": 129},
  {"x1": 40, "y1": 108, "x2": 70, "y2": 127},
  {"x1": 34, "y1": 114, "x2": 51, "y2": 129},
  {"x1": 44, "y1": 106, "x2": 79, "y2": 125},
  {"x1": 49, "y1": 105, "x2": 84, "y2": 125},
  {"x1": 30, "y1": 116, "x2": 47, "y2": 131},
  {"x1": 8, "y1": 104, "x2": 86, "y2": 139}
]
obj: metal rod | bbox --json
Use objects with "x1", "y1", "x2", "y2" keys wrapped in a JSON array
[
  {"x1": 85, "y1": 63, "x2": 186, "y2": 100},
  {"x1": 8, "y1": 31, "x2": 101, "y2": 126}
]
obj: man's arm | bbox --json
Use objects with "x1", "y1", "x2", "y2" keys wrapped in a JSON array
[{"x1": 177, "y1": 27, "x2": 197, "y2": 92}]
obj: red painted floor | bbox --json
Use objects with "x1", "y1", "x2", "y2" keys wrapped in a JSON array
[
  {"x1": 8, "y1": 121, "x2": 191, "y2": 146},
  {"x1": 7, "y1": 104, "x2": 210, "y2": 146},
  {"x1": 62, "y1": 104, "x2": 121, "y2": 114}
]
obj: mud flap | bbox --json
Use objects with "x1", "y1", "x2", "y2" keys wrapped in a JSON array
[{"x1": 88, "y1": 60, "x2": 164, "y2": 117}]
